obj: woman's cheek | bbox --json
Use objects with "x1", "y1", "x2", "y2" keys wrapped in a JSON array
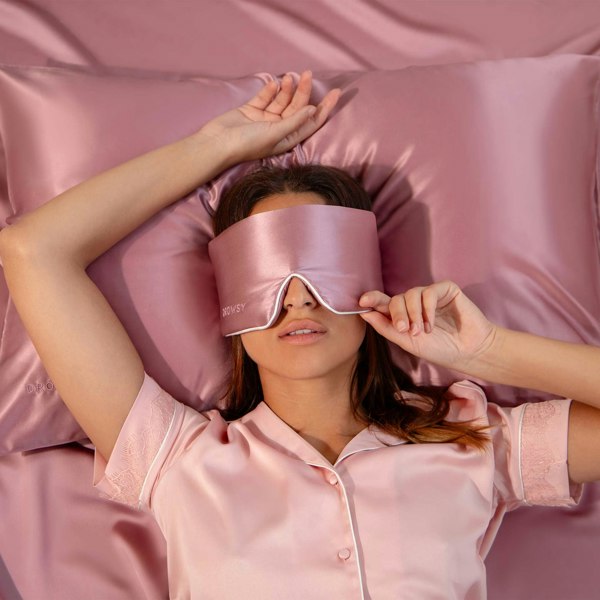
[{"x1": 240, "y1": 331, "x2": 272, "y2": 367}]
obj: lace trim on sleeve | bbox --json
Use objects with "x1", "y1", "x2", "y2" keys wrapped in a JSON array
[
  {"x1": 520, "y1": 399, "x2": 583, "y2": 507},
  {"x1": 103, "y1": 389, "x2": 177, "y2": 509}
]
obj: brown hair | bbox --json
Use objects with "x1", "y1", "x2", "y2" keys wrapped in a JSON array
[{"x1": 211, "y1": 163, "x2": 494, "y2": 453}]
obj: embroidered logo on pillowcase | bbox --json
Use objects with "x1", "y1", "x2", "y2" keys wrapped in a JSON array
[{"x1": 25, "y1": 379, "x2": 56, "y2": 394}]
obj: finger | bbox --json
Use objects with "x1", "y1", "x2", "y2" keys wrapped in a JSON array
[
  {"x1": 389, "y1": 294, "x2": 410, "y2": 333},
  {"x1": 269, "y1": 87, "x2": 341, "y2": 154},
  {"x1": 421, "y1": 286, "x2": 438, "y2": 333},
  {"x1": 280, "y1": 70, "x2": 313, "y2": 117},
  {"x1": 307, "y1": 88, "x2": 342, "y2": 126},
  {"x1": 268, "y1": 105, "x2": 319, "y2": 152},
  {"x1": 403, "y1": 287, "x2": 425, "y2": 336},
  {"x1": 434, "y1": 279, "x2": 461, "y2": 310},
  {"x1": 265, "y1": 73, "x2": 296, "y2": 115},
  {"x1": 280, "y1": 89, "x2": 340, "y2": 142},
  {"x1": 248, "y1": 79, "x2": 280, "y2": 111}
]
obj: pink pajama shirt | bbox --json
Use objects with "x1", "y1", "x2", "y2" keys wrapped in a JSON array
[{"x1": 93, "y1": 372, "x2": 583, "y2": 600}]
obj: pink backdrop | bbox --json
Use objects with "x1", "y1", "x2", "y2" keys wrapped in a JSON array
[{"x1": 1, "y1": 2, "x2": 600, "y2": 599}]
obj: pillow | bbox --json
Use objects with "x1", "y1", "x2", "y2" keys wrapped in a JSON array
[
  {"x1": 301, "y1": 56, "x2": 600, "y2": 394},
  {"x1": 0, "y1": 63, "x2": 278, "y2": 453},
  {"x1": 0, "y1": 55, "x2": 599, "y2": 454}
]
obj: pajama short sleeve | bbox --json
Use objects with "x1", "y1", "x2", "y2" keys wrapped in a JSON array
[
  {"x1": 446, "y1": 381, "x2": 584, "y2": 512},
  {"x1": 487, "y1": 397, "x2": 585, "y2": 511},
  {"x1": 92, "y1": 371, "x2": 215, "y2": 512}
]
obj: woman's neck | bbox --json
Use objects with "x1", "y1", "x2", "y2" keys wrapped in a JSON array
[{"x1": 258, "y1": 363, "x2": 367, "y2": 460}]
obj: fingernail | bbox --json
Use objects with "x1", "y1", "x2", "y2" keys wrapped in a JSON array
[
  {"x1": 397, "y1": 321, "x2": 408, "y2": 332},
  {"x1": 411, "y1": 323, "x2": 420, "y2": 336}
]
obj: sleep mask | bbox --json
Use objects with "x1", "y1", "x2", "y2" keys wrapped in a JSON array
[{"x1": 208, "y1": 203, "x2": 384, "y2": 336}]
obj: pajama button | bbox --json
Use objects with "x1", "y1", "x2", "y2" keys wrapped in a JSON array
[
  {"x1": 338, "y1": 548, "x2": 351, "y2": 560},
  {"x1": 328, "y1": 474, "x2": 338, "y2": 485}
]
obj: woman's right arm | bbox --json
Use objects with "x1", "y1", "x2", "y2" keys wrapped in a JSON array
[
  {"x1": 0, "y1": 71, "x2": 339, "y2": 463},
  {"x1": 0, "y1": 131, "x2": 237, "y2": 465},
  {"x1": 0, "y1": 70, "x2": 339, "y2": 270}
]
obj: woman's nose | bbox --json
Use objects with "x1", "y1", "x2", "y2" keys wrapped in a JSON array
[{"x1": 283, "y1": 277, "x2": 317, "y2": 310}]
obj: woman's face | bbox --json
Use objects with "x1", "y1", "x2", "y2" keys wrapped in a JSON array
[{"x1": 239, "y1": 192, "x2": 367, "y2": 381}]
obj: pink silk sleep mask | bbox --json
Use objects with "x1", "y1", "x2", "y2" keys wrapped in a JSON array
[{"x1": 208, "y1": 204, "x2": 384, "y2": 337}]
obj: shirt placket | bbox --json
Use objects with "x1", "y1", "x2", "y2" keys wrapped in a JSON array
[{"x1": 306, "y1": 459, "x2": 367, "y2": 600}]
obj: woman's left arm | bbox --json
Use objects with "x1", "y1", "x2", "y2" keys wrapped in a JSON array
[
  {"x1": 458, "y1": 326, "x2": 600, "y2": 486},
  {"x1": 359, "y1": 280, "x2": 600, "y2": 484}
]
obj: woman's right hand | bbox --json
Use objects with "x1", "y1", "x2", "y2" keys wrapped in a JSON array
[{"x1": 196, "y1": 70, "x2": 341, "y2": 165}]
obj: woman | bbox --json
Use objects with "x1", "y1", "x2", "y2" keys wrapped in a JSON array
[
  {"x1": 1, "y1": 70, "x2": 599, "y2": 599},
  {"x1": 211, "y1": 161, "x2": 494, "y2": 458}
]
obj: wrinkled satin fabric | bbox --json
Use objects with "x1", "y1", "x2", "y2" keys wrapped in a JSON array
[
  {"x1": 208, "y1": 204, "x2": 383, "y2": 336},
  {"x1": 1, "y1": 44, "x2": 600, "y2": 600},
  {"x1": 0, "y1": 442, "x2": 169, "y2": 599},
  {"x1": 1, "y1": 56, "x2": 599, "y2": 455}
]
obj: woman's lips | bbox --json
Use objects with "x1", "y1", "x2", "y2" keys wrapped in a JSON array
[{"x1": 279, "y1": 331, "x2": 327, "y2": 345}]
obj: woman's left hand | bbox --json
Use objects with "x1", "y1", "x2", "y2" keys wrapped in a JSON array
[
  {"x1": 358, "y1": 280, "x2": 499, "y2": 374},
  {"x1": 197, "y1": 70, "x2": 341, "y2": 164}
]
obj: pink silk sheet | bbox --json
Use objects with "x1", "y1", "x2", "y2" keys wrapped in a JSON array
[{"x1": 1, "y1": 2, "x2": 600, "y2": 599}]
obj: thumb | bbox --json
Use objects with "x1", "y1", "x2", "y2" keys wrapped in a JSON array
[{"x1": 295, "y1": 105, "x2": 318, "y2": 121}]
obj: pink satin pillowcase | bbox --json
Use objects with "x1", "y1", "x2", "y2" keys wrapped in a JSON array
[{"x1": 0, "y1": 55, "x2": 599, "y2": 454}]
